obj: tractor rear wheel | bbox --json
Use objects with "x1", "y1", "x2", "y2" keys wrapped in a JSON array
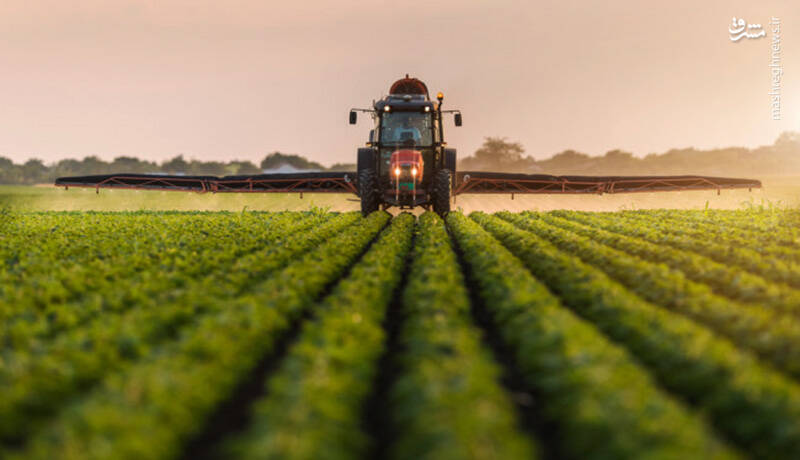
[
  {"x1": 432, "y1": 169, "x2": 451, "y2": 216},
  {"x1": 358, "y1": 169, "x2": 380, "y2": 216},
  {"x1": 444, "y1": 148, "x2": 457, "y2": 175}
]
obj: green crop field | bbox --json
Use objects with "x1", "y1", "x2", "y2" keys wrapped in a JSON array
[{"x1": 3, "y1": 208, "x2": 800, "y2": 459}]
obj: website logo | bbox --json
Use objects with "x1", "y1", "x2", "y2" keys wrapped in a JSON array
[{"x1": 729, "y1": 17, "x2": 765, "y2": 41}]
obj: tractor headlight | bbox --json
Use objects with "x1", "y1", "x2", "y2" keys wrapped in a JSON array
[
  {"x1": 394, "y1": 167, "x2": 401, "y2": 176},
  {"x1": 411, "y1": 167, "x2": 418, "y2": 176}
]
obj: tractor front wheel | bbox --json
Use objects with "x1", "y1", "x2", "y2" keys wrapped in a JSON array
[
  {"x1": 432, "y1": 169, "x2": 451, "y2": 216},
  {"x1": 358, "y1": 169, "x2": 380, "y2": 216}
]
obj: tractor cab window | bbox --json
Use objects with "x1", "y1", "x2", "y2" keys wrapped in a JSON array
[{"x1": 380, "y1": 112, "x2": 433, "y2": 147}]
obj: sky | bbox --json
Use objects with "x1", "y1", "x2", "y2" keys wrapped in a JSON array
[{"x1": 0, "y1": 0, "x2": 798, "y2": 165}]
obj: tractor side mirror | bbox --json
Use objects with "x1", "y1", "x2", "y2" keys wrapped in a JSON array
[
  {"x1": 454, "y1": 113, "x2": 463, "y2": 127},
  {"x1": 349, "y1": 111, "x2": 357, "y2": 124},
  {"x1": 368, "y1": 129, "x2": 375, "y2": 143}
]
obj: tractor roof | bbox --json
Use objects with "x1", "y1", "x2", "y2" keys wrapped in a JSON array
[
  {"x1": 389, "y1": 76, "x2": 429, "y2": 98},
  {"x1": 374, "y1": 75, "x2": 436, "y2": 111},
  {"x1": 374, "y1": 95, "x2": 435, "y2": 112}
]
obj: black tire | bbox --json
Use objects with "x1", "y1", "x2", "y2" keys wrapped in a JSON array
[
  {"x1": 358, "y1": 168, "x2": 380, "y2": 216},
  {"x1": 357, "y1": 148, "x2": 377, "y2": 173},
  {"x1": 444, "y1": 148, "x2": 457, "y2": 175},
  {"x1": 432, "y1": 169, "x2": 451, "y2": 216}
]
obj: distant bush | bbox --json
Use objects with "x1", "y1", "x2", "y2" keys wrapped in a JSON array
[
  {"x1": 459, "y1": 132, "x2": 800, "y2": 176},
  {"x1": 3, "y1": 131, "x2": 799, "y2": 184},
  {"x1": 0, "y1": 152, "x2": 337, "y2": 184}
]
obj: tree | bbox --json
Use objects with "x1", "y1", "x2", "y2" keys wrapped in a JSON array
[
  {"x1": 260, "y1": 152, "x2": 325, "y2": 171},
  {"x1": 162, "y1": 155, "x2": 189, "y2": 174},
  {"x1": 538, "y1": 150, "x2": 591, "y2": 173},
  {"x1": 111, "y1": 156, "x2": 157, "y2": 173},
  {"x1": 188, "y1": 160, "x2": 226, "y2": 176},
  {"x1": 79, "y1": 156, "x2": 110, "y2": 175},
  {"x1": 22, "y1": 159, "x2": 49, "y2": 184},
  {"x1": 474, "y1": 137, "x2": 525, "y2": 164},
  {"x1": 0, "y1": 157, "x2": 19, "y2": 183},
  {"x1": 53, "y1": 159, "x2": 84, "y2": 178}
]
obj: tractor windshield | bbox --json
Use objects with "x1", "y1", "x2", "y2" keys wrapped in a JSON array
[{"x1": 380, "y1": 112, "x2": 433, "y2": 147}]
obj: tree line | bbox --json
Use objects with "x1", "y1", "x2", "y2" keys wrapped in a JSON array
[
  {"x1": 0, "y1": 153, "x2": 356, "y2": 185},
  {"x1": 2, "y1": 132, "x2": 799, "y2": 184},
  {"x1": 460, "y1": 132, "x2": 800, "y2": 177}
]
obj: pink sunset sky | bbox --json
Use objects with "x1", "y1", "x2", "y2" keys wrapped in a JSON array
[{"x1": 0, "y1": 0, "x2": 797, "y2": 165}]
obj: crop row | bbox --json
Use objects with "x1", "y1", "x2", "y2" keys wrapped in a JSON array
[
  {"x1": 0, "y1": 212, "x2": 362, "y2": 444},
  {"x1": 555, "y1": 210, "x2": 800, "y2": 289},
  {"x1": 0, "y1": 212, "x2": 302, "y2": 311},
  {"x1": 501, "y1": 211, "x2": 800, "y2": 378},
  {"x1": 223, "y1": 212, "x2": 537, "y2": 460},
  {"x1": 3, "y1": 209, "x2": 799, "y2": 459},
  {"x1": 1, "y1": 212, "x2": 305, "y2": 305},
  {"x1": 1, "y1": 212, "x2": 214, "y2": 271},
  {"x1": 9, "y1": 212, "x2": 390, "y2": 459},
  {"x1": 2, "y1": 212, "x2": 353, "y2": 359},
  {"x1": 539, "y1": 211, "x2": 800, "y2": 317},
  {"x1": 221, "y1": 213, "x2": 414, "y2": 459},
  {"x1": 472, "y1": 212, "x2": 800, "y2": 458},
  {"x1": 447, "y1": 213, "x2": 736, "y2": 459},
  {"x1": 1, "y1": 212, "x2": 330, "y2": 346},
  {"x1": 620, "y1": 209, "x2": 800, "y2": 247},
  {"x1": 609, "y1": 211, "x2": 800, "y2": 263},
  {"x1": 386, "y1": 213, "x2": 533, "y2": 459}
]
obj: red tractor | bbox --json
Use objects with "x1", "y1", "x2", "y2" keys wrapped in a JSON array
[{"x1": 349, "y1": 75, "x2": 461, "y2": 215}]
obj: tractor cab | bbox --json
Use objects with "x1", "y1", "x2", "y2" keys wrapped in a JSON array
[{"x1": 374, "y1": 97, "x2": 436, "y2": 196}]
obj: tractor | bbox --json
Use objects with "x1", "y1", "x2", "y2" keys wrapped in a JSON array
[{"x1": 349, "y1": 76, "x2": 462, "y2": 215}]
